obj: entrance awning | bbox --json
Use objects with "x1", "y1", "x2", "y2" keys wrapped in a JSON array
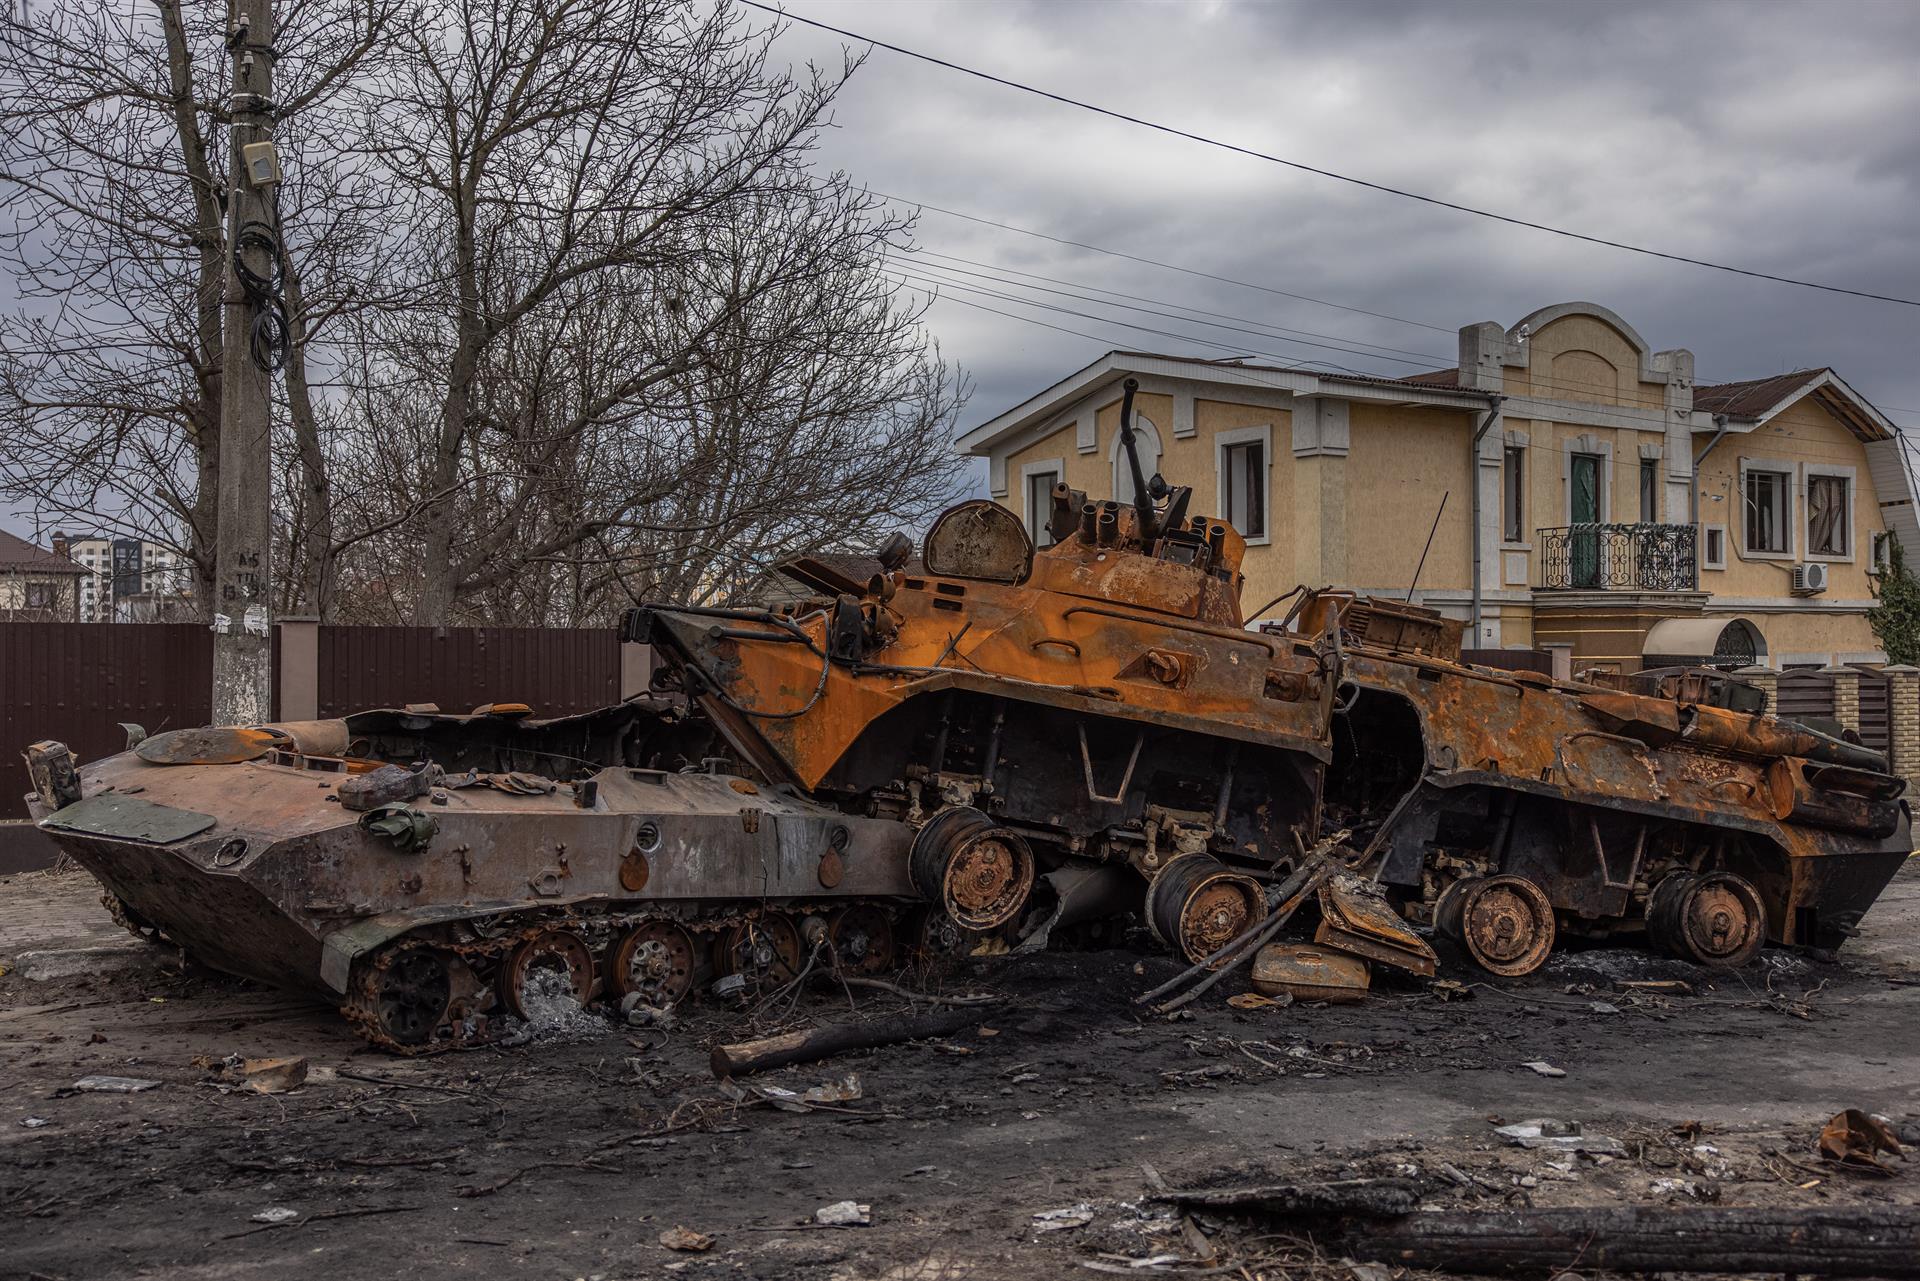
[{"x1": 1642, "y1": 617, "x2": 1766, "y2": 669}]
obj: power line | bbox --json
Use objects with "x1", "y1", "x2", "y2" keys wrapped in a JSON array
[
  {"x1": 753, "y1": 1, "x2": 1920, "y2": 309},
  {"x1": 887, "y1": 256, "x2": 1442, "y2": 373},
  {"x1": 890, "y1": 251, "x2": 1674, "y2": 405},
  {"x1": 894, "y1": 247, "x2": 1457, "y2": 366},
  {"x1": 877, "y1": 189, "x2": 1454, "y2": 334}
]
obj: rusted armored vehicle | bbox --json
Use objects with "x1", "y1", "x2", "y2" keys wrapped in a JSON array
[
  {"x1": 1291, "y1": 593, "x2": 1911, "y2": 975},
  {"x1": 632, "y1": 378, "x2": 1344, "y2": 964},
  {"x1": 638, "y1": 371, "x2": 1911, "y2": 981},
  {"x1": 20, "y1": 379, "x2": 1911, "y2": 1050},
  {"x1": 23, "y1": 704, "x2": 940, "y2": 1050}
]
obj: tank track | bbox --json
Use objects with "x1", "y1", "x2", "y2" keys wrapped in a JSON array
[
  {"x1": 340, "y1": 897, "x2": 949, "y2": 1055},
  {"x1": 100, "y1": 890, "x2": 172, "y2": 948}
]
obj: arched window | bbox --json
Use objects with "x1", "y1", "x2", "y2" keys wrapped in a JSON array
[{"x1": 1108, "y1": 414, "x2": 1162, "y2": 505}]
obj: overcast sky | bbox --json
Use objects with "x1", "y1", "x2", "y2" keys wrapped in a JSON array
[
  {"x1": 8, "y1": 0, "x2": 1919, "y2": 541},
  {"x1": 767, "y1": 0, "x2": 1920, "y2": 466}
]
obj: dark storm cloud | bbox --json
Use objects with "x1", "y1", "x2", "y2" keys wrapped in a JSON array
[{"x1": 773, "y1": 0, "x2": 1920, "y2": 456}]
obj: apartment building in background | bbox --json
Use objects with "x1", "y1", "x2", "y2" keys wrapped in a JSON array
[
  {"x1": 960, "y1": 301, "x2": 1917, "y2": 673},
  {"x1": 51, "y1": 532, "x2": 195, "y2": 622}
]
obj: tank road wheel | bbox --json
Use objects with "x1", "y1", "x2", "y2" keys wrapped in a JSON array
[
  {"x1": 369, "y1": 948, "x2": 455, "y2": 1048},
  {"x1": 1431, "y1": 877, "x2": 1476, "y2": 943},
  {"x1": 907, "y1": 907, "x2": 978, "y2": 970},
  {"x1": 721, "y1": 913, "x2": 804, "y2": 987},
  {"x1": 910, "y1": 808, "x2": 1036, "y2": 931},
  {"x1": 1648, "y1": 872, "x2": 1766, "y2": 969},
  {"x1": 1146, "y1": 853, "x2": 1266, "y2": 964},
  {"x1": 610, "y1": 921, "x2": 697, "y2": 1007},
  {"x1": 1448, "y1": 874, "x2": 1556, "y2": 977},
  {"x1": 828, "y1": 905, "x2": 897, "y2": 976},
  {"x1": 501, "y1": 929, "x2": 597, "y2": 1020}
]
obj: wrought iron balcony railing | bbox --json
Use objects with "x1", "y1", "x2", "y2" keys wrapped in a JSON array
[{"x1": 1538, "y1": 523, "x2": 1698, "y2": 592}]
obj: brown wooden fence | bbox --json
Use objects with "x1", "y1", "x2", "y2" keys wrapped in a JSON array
[
  {"x1": 314, "y1": 626, "x2": 619, "y2": 718},
  {"x1": 2, "y1": 622, "x2": 622, "y2": 818},
  {"x1": 1463, "y1": 648, "x2": 1555, "y2": 676},
  {"x1": 1856, "y1": 669, "x2": 1892, "y2": 757},
  {"x1": 1773, "y1": 668, "x2": 1836, "y2": 725},
  {"x1": 1, "y1": 622, "x2": 220, "y2": 819}
]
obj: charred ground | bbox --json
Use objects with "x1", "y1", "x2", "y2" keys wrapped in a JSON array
[{"x1": 2, "y1": 863, "x2": 1917, "y2": 1281}]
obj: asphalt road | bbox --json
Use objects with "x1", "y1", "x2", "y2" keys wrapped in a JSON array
[{"x1": 2, "y1": 864, "x2": 1916, "y2": 1281}]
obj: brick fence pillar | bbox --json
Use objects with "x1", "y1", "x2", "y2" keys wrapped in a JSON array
[
  {"x1": 1734, "y1": 666, "x2": 1776, "y2": 716},
  {"x1": 1884, "y1": 665, "x2": 1920, "y2": 787},
  {"x1": 1824, "y1": 665, "x2": 1861, "y2": 736}
]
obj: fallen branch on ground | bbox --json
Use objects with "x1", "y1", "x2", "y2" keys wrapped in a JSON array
[
  {"x1": 711, "y1": 1005, "x2": 996, "y2": 1078},
  {"x1": 835, "y1": 976, "x2": 998, "y2": 1006}
]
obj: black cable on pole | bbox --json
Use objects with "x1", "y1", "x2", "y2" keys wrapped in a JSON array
[
  {"x1": 232, "y1": 218, "x2": 288, "y2": 371},
  {"x1": 748, "y1": 1, "x2": 1920, "y2": 309}
]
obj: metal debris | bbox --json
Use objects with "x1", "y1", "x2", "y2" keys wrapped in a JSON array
[
  {"x1": 239, "y1": 1056, "x2": 308, "y2": 1094},
  {"x1": 1493, "y1": 1119, "x2": 1626, "y2": 1156},
  {"x1": 70, "y1": 1075, "x2": 160, "y2": 1093},
  {"x1": 1033, "y1": 1205, "x2": 1095, "y2": 1232},
  {"x1": 1818, "y1": 1109, "x2": 1905, "y2": 1174},
  {"x1": 658, "y1": 1226, "x2": 714, "y2": 1252}
]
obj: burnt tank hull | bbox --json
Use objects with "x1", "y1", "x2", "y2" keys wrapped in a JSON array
[
  {"x1": 1305, "y1": 593, "x2": 1911, "y2": 968},
  {"x1": 28, "y1": 701, "x2": 932, "y2": 1051}
]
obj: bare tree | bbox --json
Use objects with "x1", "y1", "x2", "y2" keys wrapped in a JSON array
[
  {"x1": 2, "y1": 0, "x2": 966, "y2": 628},
  {"x1": 0, "y1": 0, "x2": 398, "y2": 615},
  {"x1": 337, "y1": 0, "x2": 964, "y2": 623}
]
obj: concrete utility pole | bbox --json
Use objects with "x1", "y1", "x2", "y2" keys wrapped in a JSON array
[{"x1": 211, "y1": 0, "x2": 280, "y2": 725}]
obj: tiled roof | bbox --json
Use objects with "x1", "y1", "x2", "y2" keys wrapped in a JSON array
[
  {"x1": 1400, "y1": 367, "x2": 1464, "y2": 387},
  {"x1": 1107, "y1": 351, "x2": 1484, "y2": 397},
  {"x1": 0, "y1": 528, "x2": 85, "y2": 575},
  {"x1": 1691, "y1": 369, "x2": 1826, "y2": 418}
]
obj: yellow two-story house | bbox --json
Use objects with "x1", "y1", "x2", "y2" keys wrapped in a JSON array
[{"x1": 958, "y1": 301, "x2": 1917, "y2": 673}]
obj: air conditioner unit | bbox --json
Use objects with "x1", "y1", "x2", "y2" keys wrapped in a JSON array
[{"x1": 1790, "y1": 562, "x2": 1829, "y2": 596}]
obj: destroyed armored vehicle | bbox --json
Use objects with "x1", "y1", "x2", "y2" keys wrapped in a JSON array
[
  {"x1": 1301, "y1": 593, "x2": 1911, "y2": 974},
  {"x1": 636, "y1": 376, "x2": 1910, "y2": 979},
  {"x1": 21, "y1": 380, "x2": 1911, "y2": 1049}
]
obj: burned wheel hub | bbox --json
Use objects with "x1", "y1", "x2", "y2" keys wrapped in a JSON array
[
  {"x1": 721, "y1": 913, "x2": 803, "y2": 986},
  {"x1": 910, "y1": 808, "x2": 1035, "y2": 931},
  {"x1": 1146, "y1": 853, "x2": 1265, "y2": 964},
  {"x1": 1649, "y1": 871, "x2": 1765, "y2": 968},
  {"x1": 1452, "y1": 875, "x2": 1555, "y2": 977},
  {"x1": 501, "y1": 929, "x2": 596, "y2": 1019},
  {"x1": 828, "y1": 905, "x2": 896, "y2": 975},
  {"x1": 907, "y1": 907, "x2": 976, "y2": 969},
  {"x1": 611, "y1": 920, "x2": 697, "y2": 1006},
  {"x1": 371, "y1": 948, "x2": 454, "y2": 1047}
]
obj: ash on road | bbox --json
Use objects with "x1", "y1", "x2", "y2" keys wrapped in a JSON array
[{"x1": 3, "y1": 864, "x2": 1917, "y2": 1281}]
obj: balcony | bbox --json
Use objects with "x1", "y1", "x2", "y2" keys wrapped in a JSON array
[{"x1": 1538, "y1": 523, "x2": 1698, "y2": 592}]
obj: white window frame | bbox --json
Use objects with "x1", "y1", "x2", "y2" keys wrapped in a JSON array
[
  {"x1": 1019, "y1": 458, "x2": 1064, "y2": 546},
  {"x1": 1802, "y1": 462, "x2": 1855, "y2": 563},
  {"x1": 1700, "y1": 522, "x2": 1727, "y2": 571},
  {"x1": 1737, "y1": 457, "x2": 1795, "y2": 561},
  {"x1": 1639, "y1": 456, "x2": 1660, "y2": 523},
  {"x1": 1107, "y1": 414, "x2": 1162, "y2": 508},
  {"x1": 1213, "y1": 423, "x2": 1272, "y2": 546}
]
